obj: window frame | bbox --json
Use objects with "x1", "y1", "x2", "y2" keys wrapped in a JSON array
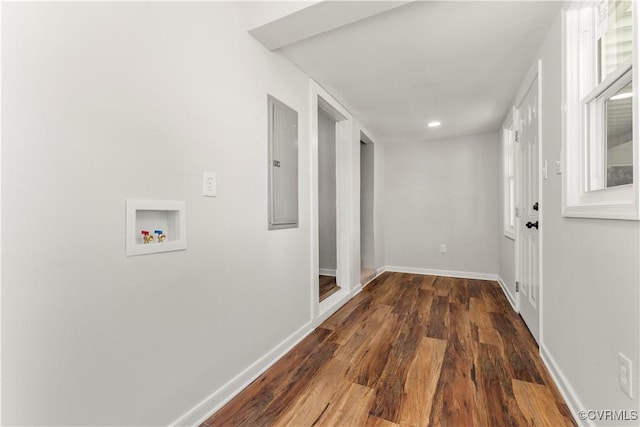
[
  {"x1": 502, "y1": 107, "x2": 517, "y2": 239},
  {"x1": 562, "y1": 1, "x2": 639, "y2": 220}
]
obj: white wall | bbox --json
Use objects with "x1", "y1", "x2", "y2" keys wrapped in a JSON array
[
  {"x1": 384, "y1": 133, "x2": 500, "y2": 275},
  {"x1": 2, "y1": 3, "x2": 312, "y2": 425},
  {"x1": 530, "y1": 13, "x2": 640, "y2": 421},
  {"x1": 318, "y1": 109, "x2": 337, "y2": 272}
]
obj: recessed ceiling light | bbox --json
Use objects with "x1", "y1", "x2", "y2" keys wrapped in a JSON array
[
  {"x1": 610, "y1": 92, "x2": 633, "y2": 101},
  {"x1": 427, "y1": 121, "x2": 441, "y2": 127}
]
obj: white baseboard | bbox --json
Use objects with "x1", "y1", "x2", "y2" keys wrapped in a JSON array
[
  {"x1": 318, "y1": 268, "x2": 336, "y2": 276},
  {"x1": 496, "y1": 275, "x2": 517, "y2": 311},
  {"x1": 540, "y1": 345, "x2": 584, "y2": 426},
  {"x1": 384, "y1": 266, "x2": 499, "y2": 282},
  {"x1": 376, "y1": 266, "x2": 385, "y2": 275},
  {"x1": 170, "y1": 321, "x2": 313, "y2": 426}
]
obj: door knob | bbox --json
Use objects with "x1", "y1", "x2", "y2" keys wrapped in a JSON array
[{"x1": 526, "y1": 221, "x2": 539, "y2": 229}]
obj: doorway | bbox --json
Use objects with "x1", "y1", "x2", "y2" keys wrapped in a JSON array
[
  {"x1": 318, "y1": 108, "x2": 339, "y2": 302},
  {"x1": 310, "y1": 82, "x2": 356, "y2": 326},
  {"x1": 360, "y1": 136, "x2": 376, "y2": 285},
  {"x1": 516, "y1": 71, "x2": 541, "y2": 343}
]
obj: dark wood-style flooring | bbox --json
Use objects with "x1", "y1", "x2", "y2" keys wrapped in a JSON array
[
  {"x1": 203, "y1": 272, "x2": 576, "y2": 427},
  {"x1": 319, "y1": 275, "x2": 339, "y2": 302}
]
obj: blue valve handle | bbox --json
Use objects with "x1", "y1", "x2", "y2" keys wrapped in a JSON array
[{"x1": 154, "y1": 230, "x2": 163, "y2": 235}]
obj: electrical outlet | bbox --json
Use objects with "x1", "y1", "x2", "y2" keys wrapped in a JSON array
[
  {"x1": 203, "y1": 172, "x2": 216, "y2": 197},
  {"x1": 440, "y1": 244, "x2": 447, "y2": 254},
  {"x1": 618, "y1": 353, "x2": 633, "y2": 399}
]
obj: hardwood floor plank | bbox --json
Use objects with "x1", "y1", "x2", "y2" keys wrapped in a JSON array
[
  {"x1": 369, "y1": 317, "x2": 424, "y2": 423},
  {"x1": 365, "y1": 415, "x2": 400, "y2": 427},
  {"x1": 271, "y1": 358, "x2": 349, "y2": 427},
  {"x1": 334, "y1": 304, "x2": 395, "y2": 366},
  {"x1": 513, "y1": 379, "x2": 576, "y2": 427},
  {"x1": 377, "y1": 273, "x2": 408, "y2": 307},
  {"x1": 482, "y1": 281, "x2": 512, "y2": 312},
  {"x1": 322, "y1": 291, "x2": 373, "y2": 331},
  {"x1": 490, "y1": 311, "x2": 545, "y2": 384},
  {"x1": 467, "y1": 279, "x2": 484, "y2": 298},
  {"x1": 469, "y1": 297, "x2": 492, "y2": 330},
  {"x1": 398, "y1": 337, "x2": 447, "y2": 427},
  {"x1": 477, "y1": 342, "x2": 528, "y2": 427},
  {"x1": 324, "y1": 295, "x2": 375, "y2": 341},
  {"x1": 392, "y1": 280, "x2": 420, "y2": 317},
  {"x1": 428, "y1": 302, "x2": 482, "y2": 427},
  {"x1": 316, "y1": 382, "x2": 375, "y2": 427},
  {"x1": 203, "y1": 274, "x2": 576, "y2": 427},
  {"x1": 478, "y1": 326, "x2": 503, "y2": 347},
  {"x1": 415, "y1": 288, "x2": 434, "y2": 325},
  {"x1": 418, "y1": 274, "x2": 438, "y2": 290},
  {"x1": 348, "y1": 311, "x2": 398, "y2": 388},
  {"x1": 449, "y1": 278, "x2": 469, "y2": 307},
  {"x1": 434, "y1": 276, "x2": 451, "y2": 297},
  {"x1": 425, "y1": 295, "x2": 449, "y2": 339}
]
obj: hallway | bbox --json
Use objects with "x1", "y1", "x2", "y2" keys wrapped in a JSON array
[{"x1": 203, "y1": 272, "x2": 575, "y2": 426}]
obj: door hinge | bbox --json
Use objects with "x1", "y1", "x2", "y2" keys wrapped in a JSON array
[
  {"x1": 516, "y1": 282, "x2": 520, "y2": 292},
  {"x1": 273, "y1": 160, "x2": 281, "y2": 167},
  {"x1": 514, "y1": 130, "x2": 520, "y2": 143},
  {"x1": 515, "y1": 206, "x2": 520, "y2": 218}
]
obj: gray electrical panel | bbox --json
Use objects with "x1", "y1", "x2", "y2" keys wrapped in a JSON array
[{"x1": 268, "y1": 95, "x2": 299, "y2": 230}]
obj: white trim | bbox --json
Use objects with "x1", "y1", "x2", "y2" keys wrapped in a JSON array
[
  {"x1": 0, "y1": 3, "x2": 4, "y2": 421},
  {"x1": 170, "y1": 321, "x2": 314, "y2": 427},
  {"x1": 318, "y1": 268, "x2": 336, "y2": 277},
  {"x1": 540, "y1": 345, "x2": 586, "y2": 427},
  {"x1": 309, "y1": 79, "x2": 358, "y2": 325},
  {"x1": 496, "y1": 276, "x2": 518, "y2": 312},
  {"x1": 384, "y1": 266, "x2": 499, "y2": 282},
  {"x1": 537, "y1": 59, "x2": 545, "y2": 345}
]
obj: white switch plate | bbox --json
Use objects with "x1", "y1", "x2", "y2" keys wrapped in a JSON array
[
  {"x1": 203, "y1": 172, "x2": 216, "y2": 197},
  {"x1": 619, "y1": 352, "x2": 633, "y2": 399},
  {"x1": 440, "y1": 244, "x2": 447, "y2": 253}
]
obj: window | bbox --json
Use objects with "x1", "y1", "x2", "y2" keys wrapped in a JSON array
[
  {"x1": 563, "y1": 0, "x2": 638, "y2": 219},
  {"x1": 502, "y1": 108, "x2": 516, "y2": 239}
]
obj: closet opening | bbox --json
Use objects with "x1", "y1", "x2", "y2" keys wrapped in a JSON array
[{"x1": 318, "y1": 107, "x2": 339, "y2": 302}]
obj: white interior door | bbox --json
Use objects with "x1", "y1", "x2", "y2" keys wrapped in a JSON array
[{"x1": 517, "y1": 76, "x2": 540, "y2": 343}]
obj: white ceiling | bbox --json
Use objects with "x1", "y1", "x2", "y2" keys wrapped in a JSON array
[{"x1": 274, "y1": 1, "x2": 562, "y2": 144}]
